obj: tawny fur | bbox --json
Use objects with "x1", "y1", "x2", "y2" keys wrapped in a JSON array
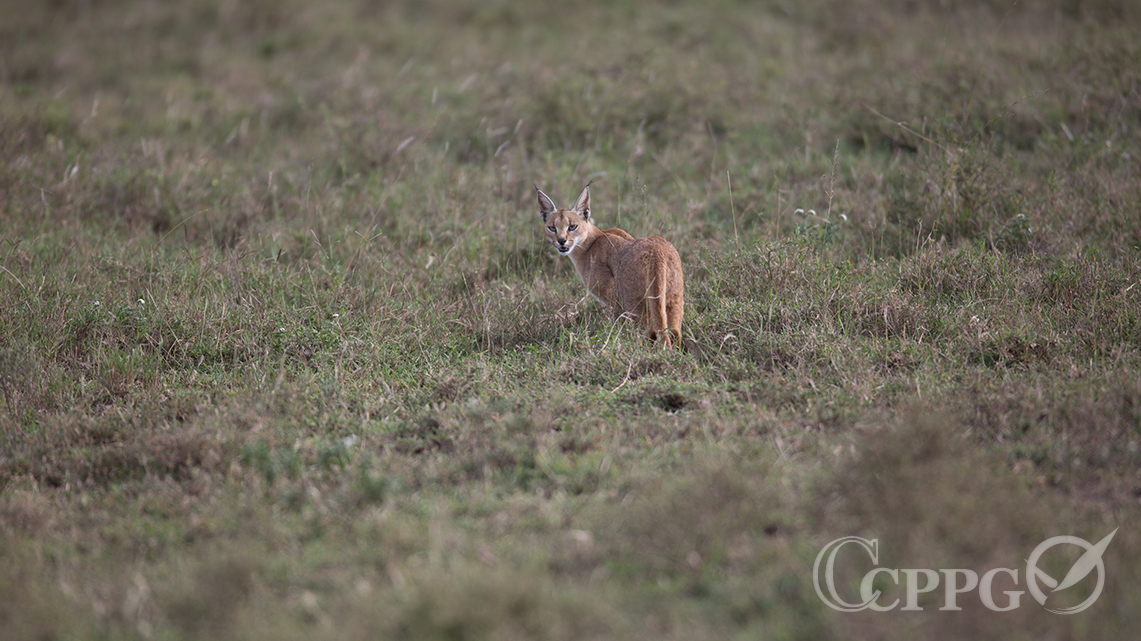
[{"x1": 536, "y1": 184, "x2": 684, "y2": 348}]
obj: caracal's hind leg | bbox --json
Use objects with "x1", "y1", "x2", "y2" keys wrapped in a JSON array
[{"x1": 643, "y1": 323, "x2": 671, "y2": 348}]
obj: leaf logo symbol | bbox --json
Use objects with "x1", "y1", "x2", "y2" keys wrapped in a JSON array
[
  {"x1": 1052, "y1": 528, "x2": 1117, "y2": 593},
  {"x1": 1025, "y1": 529, "x2": 1118, "y2": 614}
]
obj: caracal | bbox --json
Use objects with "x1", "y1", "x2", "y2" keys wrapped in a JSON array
[{"x1": 536, "y1": 183, "x2": 684, "y2": 348}]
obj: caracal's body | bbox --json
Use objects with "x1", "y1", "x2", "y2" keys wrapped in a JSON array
[{"x1": 536, "y1": 184, "x2": 684, "y2": 348}]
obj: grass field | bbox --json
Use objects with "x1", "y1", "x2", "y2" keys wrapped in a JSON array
[{"x1": 2, "y1": 0, "x2": 1140, "y2": 638}]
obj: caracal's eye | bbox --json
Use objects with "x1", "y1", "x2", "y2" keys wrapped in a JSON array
[
  {"x1": 547, "y1": 226, "x2": 556, "y2": 233},
  {"x1": 568, "y1": 224, "x2": 578, "y2": 232}
]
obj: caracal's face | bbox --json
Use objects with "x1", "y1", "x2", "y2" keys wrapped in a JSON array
[
  {"x1": 544, "y1": 209, "x2": 589, "y2": 256},
  {"x1": 536, "y1": 184, "x2": 593, "y2": 257}
]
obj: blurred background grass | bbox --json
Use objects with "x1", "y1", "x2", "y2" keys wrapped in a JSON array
[{"x1": 1, "y1": 0, "x2": 1140, "y2": 639}]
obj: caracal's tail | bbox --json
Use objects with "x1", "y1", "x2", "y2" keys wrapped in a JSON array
[{"x1": 648, "y1": 256, "x2": 673, "y2": 349}]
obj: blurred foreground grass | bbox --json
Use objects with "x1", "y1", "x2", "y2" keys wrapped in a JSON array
[{"x1": 1, "y1": 0, "x2": 1140, "y2": 639}]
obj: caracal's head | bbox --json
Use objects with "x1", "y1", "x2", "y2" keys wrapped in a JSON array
[{"x1": 536, "y1": 183, "x2": 594, "y2": 257}]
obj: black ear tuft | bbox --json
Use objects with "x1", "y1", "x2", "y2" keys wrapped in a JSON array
[{"x1": 572, "y1": 184, "x2": 591, "y2": 221}]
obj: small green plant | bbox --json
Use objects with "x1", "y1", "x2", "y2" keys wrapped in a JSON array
[
  {"x1": 355, "y1": 463, "x2": 388, "y2": 505},
  {"x1": 240, "y1": 439, "x2": 277, "y2": 484}
]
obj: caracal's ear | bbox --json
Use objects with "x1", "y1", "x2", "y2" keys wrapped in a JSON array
[
  {"x1": 535, "y1": 184, "x2": 556, "y2": 223},
  {"x1": 572, "y1": 183, "x2": 591, "y2": 221}
]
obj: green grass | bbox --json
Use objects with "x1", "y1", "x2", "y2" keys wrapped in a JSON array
[{"x1": 2, "y1": 0, "x2": 1140, "y2": 639}]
